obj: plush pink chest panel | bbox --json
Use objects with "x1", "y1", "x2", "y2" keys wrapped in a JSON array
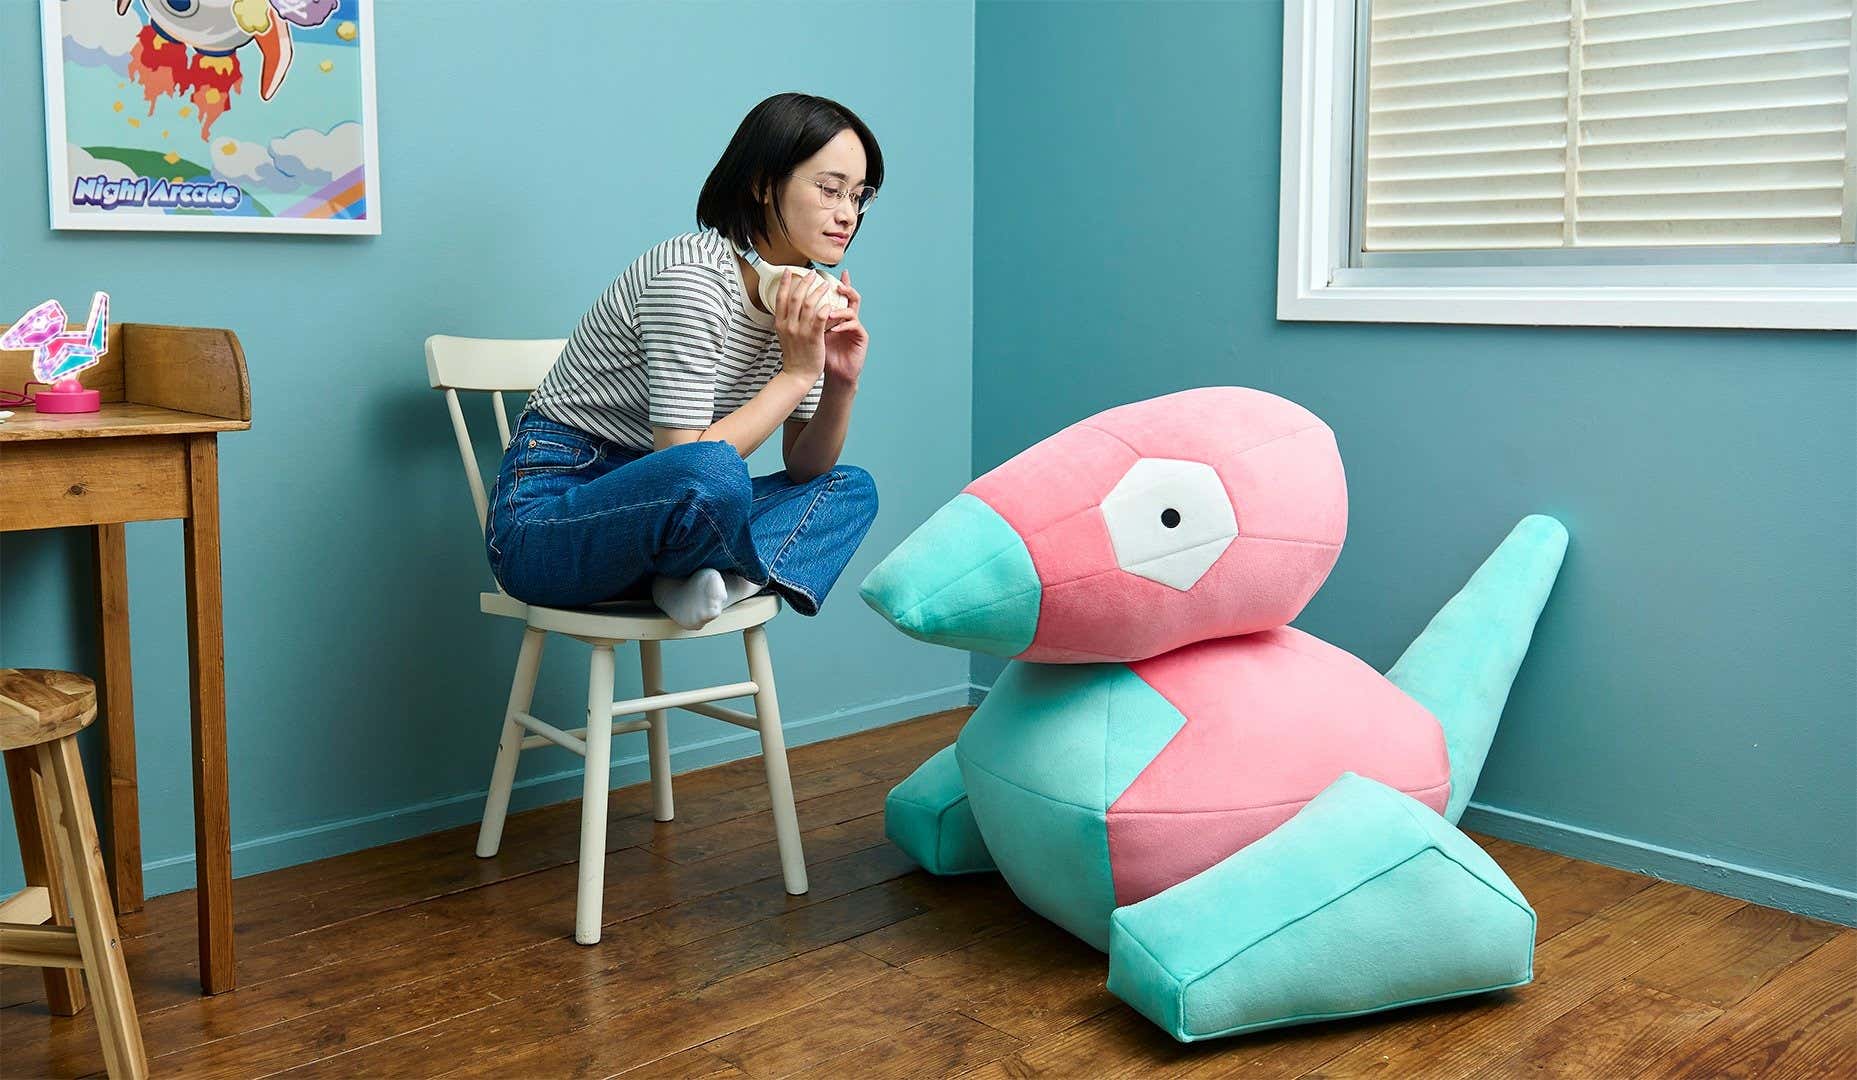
[{"x1": 1106, "y1": 627, "x2": 1451, "y2": 906}]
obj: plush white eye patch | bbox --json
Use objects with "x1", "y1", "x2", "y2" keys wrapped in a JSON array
[{"x1": 1100, "y1": 457, "x2": 1238, "y2": 590}]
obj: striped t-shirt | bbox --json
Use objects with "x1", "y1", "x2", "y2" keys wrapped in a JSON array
[{"x1": 526, "y1": 227, "x2": 824, "y2": 452}]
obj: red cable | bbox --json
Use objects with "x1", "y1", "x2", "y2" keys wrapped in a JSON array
[{"x1": 0, "y1": 382, "x2": 49, "y2": 408}]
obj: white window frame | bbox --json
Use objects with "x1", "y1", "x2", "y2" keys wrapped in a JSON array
[{"x1": 1277, "y1": 0, "x2": 1857, "y2": 331}]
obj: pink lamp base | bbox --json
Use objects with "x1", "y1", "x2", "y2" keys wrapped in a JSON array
[{"x1": 35, "y1": 378, "x2": 101, "y2": 414}]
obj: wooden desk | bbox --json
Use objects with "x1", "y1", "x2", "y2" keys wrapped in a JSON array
[{"x1": 1, "y1": 322, "x2": 249, "y2": 995}]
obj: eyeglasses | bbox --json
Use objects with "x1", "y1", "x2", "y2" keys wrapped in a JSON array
[{"x1": 793, "y1": 173, "x2": 878, "y2": 215}]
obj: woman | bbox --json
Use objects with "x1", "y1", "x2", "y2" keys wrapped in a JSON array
[{"x1": 487, "y1": 93, "x2": 881, "y2": 628}]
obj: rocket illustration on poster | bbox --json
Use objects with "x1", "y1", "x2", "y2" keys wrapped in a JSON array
[{"x1": 40, "y1": 0, "x2": 382, "y2": 234}]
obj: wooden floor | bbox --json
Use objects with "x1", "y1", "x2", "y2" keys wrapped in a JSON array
[{"x1": 3, "y1": 708, "x2": 1852, "y2": 1079}]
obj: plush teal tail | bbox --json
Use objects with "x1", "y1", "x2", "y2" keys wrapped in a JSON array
[{"x1": 1386, "y1": 515, "x2": 1569, "y2": 824}]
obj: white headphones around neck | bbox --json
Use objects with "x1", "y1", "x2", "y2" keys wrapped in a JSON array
[{"x1": 734, "y1": 241, "x2": 847, "y2": 316}]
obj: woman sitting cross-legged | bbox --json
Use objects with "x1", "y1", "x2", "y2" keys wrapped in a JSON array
[{"x1": 487, "y1": 92, "x2": 882, "y2": 628}]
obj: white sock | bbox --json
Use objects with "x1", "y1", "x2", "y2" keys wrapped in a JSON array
[
  {"x1": 718, "y1": 571, "x2": 765, "y2": 608},
  {"x1": 651, "y1": 570, "x2": 727, "y2": 629}
]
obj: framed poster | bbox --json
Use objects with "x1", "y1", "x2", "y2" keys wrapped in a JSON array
[{"x1": 41, "y1": 0, "x2": 382, "y2": 235}]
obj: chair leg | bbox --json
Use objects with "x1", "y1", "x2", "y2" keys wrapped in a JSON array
[
  {"x1": 476, "y1": 627, "x2": 546, "y2": 858},
  {"x1": 3, "y1": 748, "x2": 86, "y2": 1015},
  {"x1": 576, "y1": 643, "x2": 616, "y2": 945},
  {"x1": 39, "y1": 738, "x2": 148, "y2": 1080},
  {"x1": 639, "y1": 640, "x2": 674, "y2": 822},
  {"x1": 743, "y1": 625, "x2": 807, "y2": 895}
]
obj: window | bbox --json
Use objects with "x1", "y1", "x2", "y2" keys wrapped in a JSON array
[{"x1": 1279, "y1": 0, "x2": 1857, "y2": 330}]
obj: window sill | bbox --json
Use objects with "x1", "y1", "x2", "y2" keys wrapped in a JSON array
[{"x1": 1278, "y1": 267, "x2": 1857, "y2": 332}]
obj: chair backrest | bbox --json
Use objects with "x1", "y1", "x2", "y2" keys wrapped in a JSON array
[{"x1": 425, "y1": 335, "x2": 567, "y2": 535}]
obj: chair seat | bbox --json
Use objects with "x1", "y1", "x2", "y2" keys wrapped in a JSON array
[
  {"x1": 480, "y1": 590, "x2": 781, "y2": 641},
  {"x1": 0, "y1": 670, "x2": 97, "y2": 751}
]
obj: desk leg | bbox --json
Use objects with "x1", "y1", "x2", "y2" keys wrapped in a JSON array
[
  {"x1": 183, "y1": 434, "x2": 235, "y2": 994},
  {"x1": 93, "y1": 523, "x2": 145, "y2": 915}
]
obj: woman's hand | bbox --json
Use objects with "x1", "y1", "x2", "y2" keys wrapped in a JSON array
[
  {"x1": 822, "y1": 271, "x2": 868, "y2": 387},
  {"x1": 775, "y1": 268, "x2": 856, "y2": 384}
]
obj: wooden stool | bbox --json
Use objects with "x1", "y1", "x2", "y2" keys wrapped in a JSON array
[{"x1": 1, "y1": 669, "x2": 148, "y2": 1079}]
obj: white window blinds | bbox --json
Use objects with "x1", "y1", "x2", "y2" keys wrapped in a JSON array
[{"x1": 1362, "y1": 0, "x2": 1857, "y2": 251}]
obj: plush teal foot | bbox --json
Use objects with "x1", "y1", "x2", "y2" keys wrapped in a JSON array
[
  {"x1": 1106, "y1": 772, "x2": 1535, "y2": 1042},
  {"x1": 885, "y1": 744, "x2": 997, "y2": 875}
]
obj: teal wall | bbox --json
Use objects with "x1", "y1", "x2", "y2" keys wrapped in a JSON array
[
  {"x1": 973, "y1": 0, "x2": 1855, "y2": 923},
  {"x1": 1, "y1": 1, "x2": 975, "y2": 896}
]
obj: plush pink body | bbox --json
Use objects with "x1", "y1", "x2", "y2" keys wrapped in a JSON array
[{"x1": 1106, "y1": 627, "x2": 1451, "y2": 906}]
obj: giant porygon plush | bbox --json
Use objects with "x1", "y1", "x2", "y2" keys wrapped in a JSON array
[{"x1": 859, "y1": 387, "x2": 1567, "y2": 1042}]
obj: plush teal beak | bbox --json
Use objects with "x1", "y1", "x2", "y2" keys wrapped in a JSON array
[{"x1": 858, "y1": 493, "x2": 1041, "y2": 658}]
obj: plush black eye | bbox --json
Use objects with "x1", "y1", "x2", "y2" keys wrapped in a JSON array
[
  {"x1": 1160, "y1": 508, "x2": 1181, "y2": 529},
  {"x1": 164, "y1": 0, "x2": 200, "y2": 14}
]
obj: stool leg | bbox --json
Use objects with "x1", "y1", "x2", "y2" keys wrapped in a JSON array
[
  {"x1": 744, "y1": 625, "x2": 807, "y2": 895},
  {"x1": 39, "y1": 738, "x2": 147, "y2": 1080},
  {"x1": 576, "y1": 644, "x2": 616, "y2": 945},
  {"x1": 477, "y1": 627, "x2": 546, "y2": 858},
  {"x1": 3, "y1": 748, "x2": 87, "y2": 1015},
  {"x1": 639, "y1": 640, "x2": 674, "y2": 822}
]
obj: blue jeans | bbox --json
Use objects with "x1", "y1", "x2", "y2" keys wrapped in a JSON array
[{"x1": 486, "y1": 412, "x2": 878, "y2": 615}]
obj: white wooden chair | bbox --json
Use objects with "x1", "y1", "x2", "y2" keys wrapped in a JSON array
[{"x1": 425, "y1": 335, "x2": 808, "y2": 946}]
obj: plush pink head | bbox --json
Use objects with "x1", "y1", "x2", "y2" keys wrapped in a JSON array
[{"x1": 862, "y1": 387, "x2": 1349, "y2": 664}]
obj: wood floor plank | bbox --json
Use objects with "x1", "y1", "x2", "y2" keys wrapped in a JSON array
[
  {"x1": 1499, "y1": 849, "x2": 1658, "y2": 942},
  {"x1": 211, "y1": 757, "x2": 889, "y2": 945},
  {"x1": 1465, "y1": 981, "x2": 1723, "y2": 1079},
  {"x1": 8, "y1": 755, "x2": 899, "y2": 1023},
  {"x1": 585, "y1": 838, "x2": 917, "y2": 961},
  {"x1": 1627, "y1": 902, "x2": 1844, "y2": 1009},
  {"x1": 261, "y1": 885, "x2": 922, "y2": 1079},
  {"x1": 785, "y1": 1011, "x2": 1023, "y2": 1080},
  {"x1": 0, "y1": 814, "x2": 900, "y2": 1079},
  {"x1": 1639, "y1": 930, "x2": 1857, "y2": 1079},
  {"x1": 646, "y1": 780, "x2": 896, "y2": 864},
  {"x1": 846, "y1": 874, "x2": 1029, "y2": 968},
  {"x1": 144, "y1": 842, "x2": 913, "y2": 1059},
  {"x1": 613, "y1": 1046, "x2": 751, "y2": 1079},
  {"x1": 900, "y1": 916, "x2": 1092, "y2": 1013},
  {"x1": 961, "y1": 956, "x2": 1121, "y2": 1046},
  {"x1": 427, "y1": 950, "x2": 898, "y2": 1080},
  {"x1": 959, "y1": 1008, "x2": 1171, "y2": 1079},
  {"x1": 702, "y1": 967, "x2": 959, "y2": 1078},
  {"x1": 957, "y1": 1005, "x2": 1350, "y2": 1080},
  {"x1": 429, "y1": 944, "x2": 893, "y2": 1079},
  {"x1": 901, "y1": 915, "x2": 1118, "y2": 1043}
]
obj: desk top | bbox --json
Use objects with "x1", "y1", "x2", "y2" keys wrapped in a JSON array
[
  {"x1": 0, "y1": 402, "x2": 251, "y2": 443},
  {"x1": 2, "y1": 322, "x2": 251, "y2": 445}
]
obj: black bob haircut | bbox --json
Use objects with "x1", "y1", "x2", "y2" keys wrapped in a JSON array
[{"x1": 697, "y1": 93, "x2": 884, "y2": 262}]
